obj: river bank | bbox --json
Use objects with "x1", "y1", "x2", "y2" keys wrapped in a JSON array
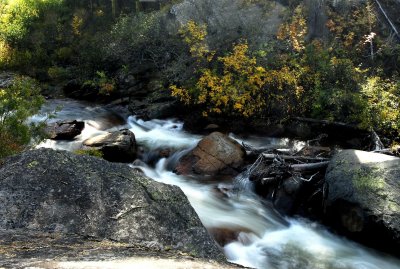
[{"x1": 4, "y1": 98, "x2": 396, "y2": 268}]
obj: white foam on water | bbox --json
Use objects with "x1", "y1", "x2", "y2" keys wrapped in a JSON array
[{"x1": 127, "y1": 116, "x2": 201, "y2": 150}]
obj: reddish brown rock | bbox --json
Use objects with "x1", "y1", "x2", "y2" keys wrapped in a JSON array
[{"x1": 175, "y1": 132, "x2": 245, "y2": 176}]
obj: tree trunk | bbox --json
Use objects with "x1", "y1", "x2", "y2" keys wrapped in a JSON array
[
  {"x1": 374, "y1": 0, "x2": 400, "y2": 39},
  {"x1": 111, "y1": 0, "x2": 117, "y2": 17}
]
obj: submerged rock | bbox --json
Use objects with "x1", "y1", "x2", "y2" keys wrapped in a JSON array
[
  {"x1": 83, "y1": 129, "x2": 137, "y2": 162},
  {"x1": 175, "y1": 132, "x2": 246, "y2": 176},
  {"x1": 0, "y1": 148, "x2": 224, "y2": 262},
  {"x1": 46, "y1": 120, "x2": 85, "y2": 140},
  {"x1": 324, "y1": 150, "x2": 400, "y2": 255}
]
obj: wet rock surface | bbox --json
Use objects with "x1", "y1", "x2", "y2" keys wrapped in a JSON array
[
  {"x1": 46, "y1": 120, "x2": 85, "y2": 140},
  {"x1": 0, "y1": 148, "x2": 224, "y2": 264},
  {"x1": 83, "y1": 129, "x2": 137, "y2": 162},
  {"x1": 175, "y1": 132, "x2": 246, "y2": 176},
  {"x1": 324, "y1": 150, "x2": 400, "y2": 255}
]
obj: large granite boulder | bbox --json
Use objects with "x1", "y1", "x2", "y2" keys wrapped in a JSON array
[
  {"x1": 175, "y1": 132, "x2": 245, "y2": 176},
  {"x1": 324, "y1": 150, "x2": 400, "y2": 255},
  {"x1": 0, "y1": 148, "x2": 223, "y2": 262},
  {"x1": 83, "y1": 129, "x2": 137, "y2": 162},
  {"x1": 46, "y1": 120, "x2": 85, "y2": 140}
]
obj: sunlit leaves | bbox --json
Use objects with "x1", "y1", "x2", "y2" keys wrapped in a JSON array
[
  {"x1": 361, "y1": 76, "x2": 400, "y2": 135},
  {"x1": 277, "y1": 5, "x2": 307, "y2": 53},
  {"x1": 0, "y1": 0, "x2": 62, "y2": 43},
  {"x1": 178, "y1": 20, "x2": 213, "y2": 61},
  {"x1": 171, "y1": 37, "x2": 299, "y2": 118},
  {"x1": 0, "y1": 76, "x2": 45, "y2": 159}
]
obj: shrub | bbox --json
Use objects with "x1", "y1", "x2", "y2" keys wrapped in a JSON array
[
  {"x1": 170, "y1": 21, "x2": 299, "y2": 118},
  {"x1": 361, "y1": 76, "x2": 400, "y2": 136},
  {"x1": 0, "y1": 76, "x2": 45, "y2": 159}
]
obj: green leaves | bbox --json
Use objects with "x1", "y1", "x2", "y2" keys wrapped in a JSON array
[
  {"x1": 0, "y1": 76, "x2": 45, "y2": 159},
  {"x1": 0, "y1": 0, "x2": 62, "y2": 43}
]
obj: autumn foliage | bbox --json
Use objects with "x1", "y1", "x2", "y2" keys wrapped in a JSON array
[{"x1": 171, "y1": 21, "x2": 299, "y2": 118}]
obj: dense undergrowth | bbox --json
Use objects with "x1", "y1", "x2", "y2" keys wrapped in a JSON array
[{"x1": 0, "y1": 0, "x2": 399, "y2": 158}]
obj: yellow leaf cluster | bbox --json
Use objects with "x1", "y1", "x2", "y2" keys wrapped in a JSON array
[
  {"x1": 72, "y1": 14, "x2": 83, "y2": 36},
  {"x1": 170, "y1": 85, "x2": 191, "y2": 105},
  {"x1": 277, "y1": 5, "x2": 307, "y2": 52},
  {"x1": 171, "y1": 41, "x2": 299, "y2": 118},
  {"x1": 178, "y1": 20, "x2": 212, "y2": 60}
]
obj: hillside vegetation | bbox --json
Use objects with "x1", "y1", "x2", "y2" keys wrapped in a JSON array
[{"x1": 0, "y1": 0, "x2": 399, "y2": 155}]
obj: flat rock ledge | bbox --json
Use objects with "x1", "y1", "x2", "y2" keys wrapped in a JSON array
[{"x1": 0, "y1": 230, "x2": 241, "y2": 269}]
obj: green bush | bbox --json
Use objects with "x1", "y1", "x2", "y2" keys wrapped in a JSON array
[
  {"x1": 361, "y1": 76, "x2": 400, "y2": 136},
  {"x1": 0, "y1": 76, "x2": 45, "y2": 159},
  {"x1": 48, "y1": 66, "x2": 69, "y2": 81}
]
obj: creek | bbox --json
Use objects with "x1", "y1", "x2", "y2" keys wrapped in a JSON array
[{"x1": 34, "y1": 99, "x2": 400, "y2": 269}]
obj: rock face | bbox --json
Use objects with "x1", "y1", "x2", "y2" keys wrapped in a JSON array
[
  {"x1": 325, "y1": 150, "x2": 400, "y2": 254},
  {"x1": 175, "y1": 132, "x2": 245, "y2": 176},
  {"x1": 171, "y1": 0, "x2": 285, "y2": 49},
  {"x1": 0, "y1": 148, "x2": 223, "y2": 261},
  {"x1": 0, "y1": 72, "x2": 15, "y2": 88},
  {"x1": 83, "y1": 129, "x2": 137, "y2": 162},
  {"x1": 47, "y1": 120, "x2": 85, "y2": 140}
]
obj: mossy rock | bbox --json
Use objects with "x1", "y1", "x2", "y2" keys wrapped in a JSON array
[{"x1": 324, "y1": 150, "x2": 400, "y2": 255}]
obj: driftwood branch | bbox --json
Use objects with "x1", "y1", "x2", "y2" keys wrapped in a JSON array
[
  {"x1": 296, "y1": 171, "x2": 320, "y2": 182},
  {"x1": 291, "y1": 161, "x2": 329, "y2": 172},
  {"x1": 243, "y1": 142, "x2": 291, "y2": 158},
  {"x1": 292, "y1": 117, "x2": 361, "y2": 132},
  {"x1": 374, "y1": 0, "x2": 400, "y2": 39},
  {"x1": 262, "y1": 153, "x2": 329, "y2": 163}
]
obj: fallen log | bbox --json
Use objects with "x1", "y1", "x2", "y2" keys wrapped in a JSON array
[
  {"x1": 291, "y1": 161, "x2": 329, "y2": 172},
  {"x1": 292, "y1": 117, "x2": 361, "y2": 132},
  {"x1": 262, "y1": 153, "x2": 330, "y2": 163}
]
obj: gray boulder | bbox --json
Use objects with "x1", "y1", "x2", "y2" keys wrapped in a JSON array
[
  {"x1": 324, "y1": 150, "x2": 400, "y2": 255},
  {"x1": 175, "y1": 132, "x2": 245, "y2": 176},
  {"x1": 83, "y1": 129, "x2": 137, "y2": 162},
  {"x1": 0, "y1": 148, "x2": 223, "y2": 261}
]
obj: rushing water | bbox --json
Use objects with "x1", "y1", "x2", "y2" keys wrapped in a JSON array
[{"x1": 34, "y1": 99, "x2": 400, "y2": 269}]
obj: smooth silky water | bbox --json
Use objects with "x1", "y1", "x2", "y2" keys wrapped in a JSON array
[{"x1": 33, "y1": 99, "x2": 400, "y2": 269}]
